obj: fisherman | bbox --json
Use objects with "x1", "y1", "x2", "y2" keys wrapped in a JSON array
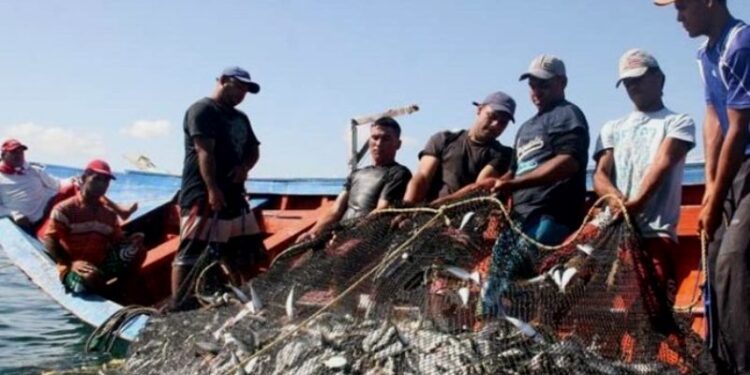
[
  {"x1": 483, "y1": 55, "x2": 589, "y2": 315},
  {"x1": 43, "y1": 160, "x2": 146, "y2": 296},
  {"x1": 593, "y1": 49, "x2": 695, "y2": 300},
  {"x1": 401, "y1": 91, "x2": 515, "y2": 205},
  {"x1": 0, "y1": 138, "x2": 136, "y2": 234},
  {"x1": 656, "y1": 0, "x2": 750, "y2": 372},
  {"x1": 296, "y1": 116, "x2": 411, "y2": 243},
  {"x1": 492, "y1": 54, "x2": 590, "y2": 245},
  {"x1": 172, "y1": 66, "x2": 266, "y2": 307}
]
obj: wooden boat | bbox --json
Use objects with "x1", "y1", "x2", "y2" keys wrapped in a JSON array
[
  {"x1": 0, "y1": 177, "x2": 709, "y2": 342},
  {"x1": 0, "y1": 178, "x2": 342, "y2": 341}
]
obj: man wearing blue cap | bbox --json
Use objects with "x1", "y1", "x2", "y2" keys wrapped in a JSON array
[
  {"x1": 656, "y1": 0, "x2": 750, "y2": 372},
  {"x1": 402, "y1": 91, "x2": 515, "y2": 205},
  {"x1": 172, "y1": 66, "x2": 266, "y2": 307}
]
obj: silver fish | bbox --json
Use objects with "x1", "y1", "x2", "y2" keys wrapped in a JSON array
[
  {"x1": 226, "y1": 284, "x2": 250, "y2": 303},
  {"x1": 286, "y1": 285, "x2": 296, "y2": 320},
  {"x1": 503, "y1": 315, "x2": 545, "y2": 344},
  {"x1": 249, "y1": 281, "x2": 263, "y2": 313},
  {"x1": 458, "y1": 286, "x2": 470, "y2": 307},
  {"x1": 459, "y1": 211, "x2": 475, "y2": 230},
  {"x1": 444, "y1": 265, "x2": 481, "y2": 285}
]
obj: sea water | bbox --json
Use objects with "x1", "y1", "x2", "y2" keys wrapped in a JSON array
[{"x1": 0, "y1": 163, "x2": 706, "y2": 374}]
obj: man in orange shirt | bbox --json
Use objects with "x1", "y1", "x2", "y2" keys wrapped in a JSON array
[{"x1": 43, "y1": 160, "x2": 145, "y2": 295}]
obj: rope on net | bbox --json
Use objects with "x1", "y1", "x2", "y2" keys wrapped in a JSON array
[
  {"x1": 223, "y1": 192, "x2": 636, "y2": 375},
  {"x1": 84, "y1": 305, "x2": 158, "y2": 354}
]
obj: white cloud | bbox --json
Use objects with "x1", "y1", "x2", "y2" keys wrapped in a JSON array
[
  {"x1": 2, "y1": 122, "x2": 105, "y2": 158},
  {"x1": 120, "y1": 119, "x2": 171, "y2": 139}
]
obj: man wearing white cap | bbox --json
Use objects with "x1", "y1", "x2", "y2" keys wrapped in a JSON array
[
  {"x1": 656, "y1": 0, "x2": 750, "y2": 372},
  {"x1": 593, "y1": 49, "x2": 695, "y2": 299}
]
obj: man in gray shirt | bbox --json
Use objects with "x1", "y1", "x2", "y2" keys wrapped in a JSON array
[{"x1": 593, "y1": 49, "x2": 695, "y2": 299}]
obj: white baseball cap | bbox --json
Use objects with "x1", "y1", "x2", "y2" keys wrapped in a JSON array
[{"x1": 616, "y1": 48, "x2": 660, "y2": 87}]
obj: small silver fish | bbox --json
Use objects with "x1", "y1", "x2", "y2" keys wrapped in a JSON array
[
  {"x1": 444, "y1": 265, "x2": 481, "y2": 285},
  {"x1": 226, "y1": 284, "x2": 250, "y2": 303},
  {"x1": 458, "y1": 287, "x2": 470, "y2": 307},
  {"x1": 286, "y1": 285, "x2": 296, "y2": 320},
  {"x1": 249, "y1": 281, "x2": 262, "y2": 313},
  {"x1": 504, "y1": 315, "x2": 545, "y2": 344}
]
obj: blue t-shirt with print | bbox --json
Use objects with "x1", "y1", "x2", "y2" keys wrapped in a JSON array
[
  {"x1": 699, "y1": 18, "x2": 750, "y2": 155},
  {"x1": 511, "y1": 99, "x2": 590, "y2": 230}
]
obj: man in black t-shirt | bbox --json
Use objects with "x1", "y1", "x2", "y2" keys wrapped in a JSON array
[
  {"x1": 172, "y1": 66, "x2": 265, "y2": 307},
  {"x1": 492, "y1": 55, "x2": 589, "y2": 244},
  {"x1": 402, "y1": 91, "x2": 515, "y2": 205},
  {"x1": 297, "y1": 117, "x2": 411, "y2": 243}
]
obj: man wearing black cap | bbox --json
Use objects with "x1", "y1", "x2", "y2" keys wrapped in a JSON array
[
  {"x1": 402, "y1": 91, "x2": 515, "y2": 205},
  {"x1": 172, "y1": 66, "x2": 266, "y2": 305}
]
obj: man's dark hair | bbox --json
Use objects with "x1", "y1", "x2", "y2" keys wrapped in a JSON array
[{"x1": 372, "y1": 116, "x2": 401, "y2": 138}]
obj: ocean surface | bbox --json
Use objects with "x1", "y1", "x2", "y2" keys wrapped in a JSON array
[{"x1": 0, "y1": 163, "x2": 706, "y2": 374}]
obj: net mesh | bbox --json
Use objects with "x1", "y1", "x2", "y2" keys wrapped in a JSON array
[{"x1": 121, "y1": 190, "x2": 713, "y2": 375}]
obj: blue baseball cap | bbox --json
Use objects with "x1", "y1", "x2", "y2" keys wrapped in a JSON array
[
  {"x1": 472, "y1": 91, "x2": 516, "y2": 122},
  {"x1": 221, "y1": 66, "x2": 260, "y2": 94}
]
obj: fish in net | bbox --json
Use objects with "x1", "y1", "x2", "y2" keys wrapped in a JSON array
[{"x1": 120, "y1": 189, "x2": 714, "y2": 375}]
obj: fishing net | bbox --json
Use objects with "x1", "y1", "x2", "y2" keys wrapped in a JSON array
[{"x1": 121, "y1": 189, "x2": 713, "y2": 375}]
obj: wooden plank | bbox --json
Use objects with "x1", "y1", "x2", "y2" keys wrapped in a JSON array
[{"x1": 0, "y1": 219, "x2": 147, "y2": 341}]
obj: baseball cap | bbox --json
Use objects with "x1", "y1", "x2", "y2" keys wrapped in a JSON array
[
  {"x1": 616, "y1": 49, "x2": 660, "y2": 87},
  {"x1": 85, "y1": 159, "x2": 116, "y2": 180},
  {"x1": 653, "y1": 0, "x2": 675, "y2": 5},
  {"x1": 472, "y1": 91, "x2": 516, "y2": 122},
  {"x1": 519, "y1": 55, "x2": 566, "y2": 81},
  {"x1": 221, "y1": 66, "x2": 260, "y2": 94},
  {"x1": 1, "y1": 139, "x2": 27, "y2": 153}
]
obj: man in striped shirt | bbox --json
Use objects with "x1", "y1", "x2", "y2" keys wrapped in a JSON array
[{"x1": 43, "y1": 160, "x2": 145, "y2": 296}]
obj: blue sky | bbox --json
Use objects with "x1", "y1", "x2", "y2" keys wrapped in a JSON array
[{"x1": 1, "y1": 1, "x2": 748, "y2": 178}]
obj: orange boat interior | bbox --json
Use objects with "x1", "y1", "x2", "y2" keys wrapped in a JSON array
[{"x1": 117, "y1": 185, "x2": 707, "y2": 337}]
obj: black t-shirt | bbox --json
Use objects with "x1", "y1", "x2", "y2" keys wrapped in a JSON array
[
  {"x1": 419, "y1": 130, "x2": 512, "y2": 201},
  {"x1": 511, "y1": 99, "x2": 589, "y2": 229},
  {"x1": 341, "y1": 163, "x2": 412, "y2": 221},
  {"x1": 179, "y1": 97, "x2": 260, "y2": 210}
]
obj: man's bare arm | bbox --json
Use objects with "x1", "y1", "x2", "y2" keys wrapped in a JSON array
[
  {"x1": 700, "y1": 108, "x2": 750, "y2": 237},
  {"x1": 477, "y1": 164, "x2": 503, "y2": 182},
  {"x1": 626, "y1": 138, "x2": 691, "y2": 213},
  {"x1": 43, "y1": 235, "x2": 70, "y2": 265},
  {"x1": 507, "y1": 154, "x2": 579, "y2": 191},
  {"x1": 703, "y1": 104, "x2": 723, "y2": 195},
  {"x1": 296, "y1": 191, "x2": 349, "y2": 242},
  {"x1": 403, "y1": 155, "x2": 440, "y2": 206},
  {"x1": 592, "y1": 150, "x2": 624, "y2": 200}
]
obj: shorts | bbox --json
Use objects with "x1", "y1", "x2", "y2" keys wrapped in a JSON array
[
  {"x1": 173, "y1": 203, "x2": 267, "y2": 268},
  {"x1": 62, "y1": 241, "x2": 142, "y2": 294}
]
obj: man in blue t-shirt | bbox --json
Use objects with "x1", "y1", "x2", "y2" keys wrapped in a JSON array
[
  {"x1": 483, "y1": 55, "x2": 589, "y2": 316},
  {"x1": 657, "y1": 0, "x2": 750, "y2": 372},
  {"x1": 492, "y1": 55, "x2": 590, "y2": 244}
]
